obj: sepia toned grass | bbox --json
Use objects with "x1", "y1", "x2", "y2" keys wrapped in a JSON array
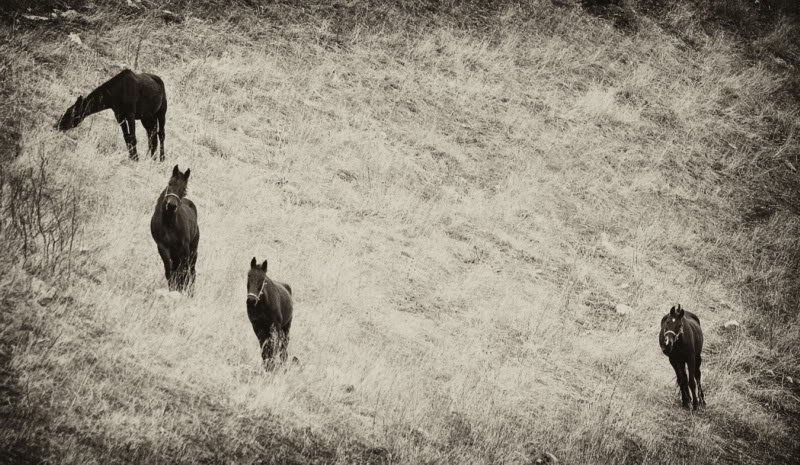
[{"x1": 2, "y1": 2, "x2": 799, "y2": 464}]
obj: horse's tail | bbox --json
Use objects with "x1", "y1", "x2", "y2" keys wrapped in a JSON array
[{"x1": 149, "y1": 74, "x2": 168, "y2": 112}]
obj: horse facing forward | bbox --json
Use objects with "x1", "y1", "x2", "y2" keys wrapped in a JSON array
[
  {"x1": 57, "y1": 69, "x2": 167, "y2": 161},
  {"x1": 246, "y1": 257, "x2": 293, "y2": 370},
  {"x1": 150, "y1": 165, "x2": 199, "y2": 292},
  {"x1": 659, "y1": 304, "x2": 706, "y2": 410}
]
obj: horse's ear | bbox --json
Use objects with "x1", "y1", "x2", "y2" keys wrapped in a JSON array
[
  {"x1": 261, "y1": 259, "x2": 268, "y2": 272},
  {"x1": 250, "y1": 257, "x2": 257, "y2": 268},
  {"x1": 674, "y1": 304, "x2": 684, "y2": 319},
  {"x1": 183, "y1": 168, "x2": 191, "y2": 180},
  {"x1": 74, "y1": 95, "x2": 83, "y2": 108},
  {"x1": 172, "y1": 165, "x2": 180, "y2": 178}
]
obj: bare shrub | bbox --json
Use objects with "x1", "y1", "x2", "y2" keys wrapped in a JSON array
[{"x1": 0, "y1": 154, "x2": 80, "y2": 278}]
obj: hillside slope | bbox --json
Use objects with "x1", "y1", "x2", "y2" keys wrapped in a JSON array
[{"x1": 2, "y1": 2, "x2": 799, "y2": 464}]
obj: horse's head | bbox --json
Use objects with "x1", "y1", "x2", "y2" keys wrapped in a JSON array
[
  {"x1": 247, "y1": 257, "x2": 268, "y2": 306},
  {"x1": 164, "y1": 165, "x2": 190, "y2": 213},
  {"x1": 661, "y1": 304, "x2": 685, "y2": 355},
  {"x1": 56, "y1": 95, "x2": 85, "y2": 130}
]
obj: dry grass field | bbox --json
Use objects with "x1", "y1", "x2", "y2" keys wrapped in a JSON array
[{"x1": 2, "y1": 1, "x2": 799, "y2": 464}]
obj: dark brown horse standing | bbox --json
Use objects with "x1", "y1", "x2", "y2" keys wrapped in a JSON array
[
  {"x1": 57, "y1": 69, "x2": 167, "y2": 161},
  {"x1": 659, "y1": 304, "x2": 706, "y2": 410},
  {"x1": 150, "y1": 165, "x2": 199, "y2": 292},
  {"x1": 246, "y1": 257, "x2": 293, "y2": 370}
]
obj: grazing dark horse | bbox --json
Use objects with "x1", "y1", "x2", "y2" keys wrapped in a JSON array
[
  {"x1": 246, "y1": 257, "x2": 293, "y2": 370},
  {"x1": 150, "y1": 165, "x2": 199, "y2": 292},
  {"x1": 659, "y1": 304, "x2": 706, "y2": 410},
  {"x1": 56, "y1": 69, "x2": 167, "y2": 161}
]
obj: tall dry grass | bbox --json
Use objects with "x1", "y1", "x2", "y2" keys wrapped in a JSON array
[{"x1": 1, "y1": 2, "x2": 799, "y2": 464}]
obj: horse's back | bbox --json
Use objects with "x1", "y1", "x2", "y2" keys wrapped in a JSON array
[
  {"x1": 684, "y1": 311, "x2": 704, "y2": 351},
  {"x1": 280, "y1": 282, "x2": 292, "y2": 296},
  {"x1": 684, "y1": 311, "x2": 702, "y2": 332},
  {"x1": 685, "y1": 311, "x2": 701, "y2": 326},
  {"x1": 111, "y1": 70, "x2": 166, "y2": 116},
  {"x1": 181, "y1": 198, "x2": 198, "y2": 217},
  {"x1": 273, "y1": 280, "x2": 293, "y2": 325},
  {"x1": 179, "y1": 200, "x2": 199, "y2": 245},
  {"x1": 141, "y1": 73, "x2": 165, "y2": 91}
]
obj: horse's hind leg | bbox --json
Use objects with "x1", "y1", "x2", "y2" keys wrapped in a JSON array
[
  {"x1": 115, "y1": 112, "x2": 138, "y2": 161},
  {"x1": 687, "y1": 354, "x2": 700, "y2": 410},
  {"x1": 187, "y1": 257, "x2": 197, "y2": 296},
  {"x1": 142, "y1": 117, "x2": 158, "y2": 160},
  {"x1": 279, "y1": 323, "x2": 291, "y2": 364},
  {"x1": 696, "y1": 353, "x2": 706, "y2": 407},
  {"x1": 188, "y1": 234, "x2": 199, "y2": 293}
]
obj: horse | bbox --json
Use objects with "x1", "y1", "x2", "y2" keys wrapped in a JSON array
[
  {"x1": 150, "y1": 165, "x2": 199, "y2": 293},
  {"x1": 246, "y1": 257, "x2": 293, "y2": 370},
  {"x1": 56, "y1": 69, "x2": 167, "y2": 161},
  {"x1": 659, "y1": 304, "x2": 706, "y2": 410}
]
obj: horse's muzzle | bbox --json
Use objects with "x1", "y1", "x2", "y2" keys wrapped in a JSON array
[
  {"x1": 662, "y1": 340, "x2": 674, "y2": 355},
  {"x1": 246, "y1": 295, "x2": 258, "y2": 306},
  {"x1": 165, "y1": 201, "x2": 178, "y2": 212}
]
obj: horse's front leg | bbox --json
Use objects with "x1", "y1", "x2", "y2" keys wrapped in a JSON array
[
  {"x1": 670, "y1": 358, "x2": 691, "y2": 408},
  {"x1": 256, "y1": 326, "x2": 276, "y2": 371},
  {"x1": 157, "y1": 244, "x2": 172, "y2": 285},
  {"x1": 115, "y1": 112, "x2": 138, "y2": 161},
  {"x1": 179, "y1": 245, "x2": 195, "y2": 293},
  {"x1": 172, "y1": 256, "x2": 188, "y2": 291},
  {"x1": 169, "y1": 252, "x2": 185, "y2": 291}
]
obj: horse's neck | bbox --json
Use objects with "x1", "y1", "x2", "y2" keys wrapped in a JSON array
[
  {"x1": 159, "y1": 200, "x2": 179, "y2": 225},
  {"x1": 160, "y1": 210, "x2": 178, "y2": 226},
  {"x1": 82, "y1": 89, "x2": 111, "y2": 117}
]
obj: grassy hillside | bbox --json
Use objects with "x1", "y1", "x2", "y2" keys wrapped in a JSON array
[{"x1": 2, "y1": 1, "x2": 799, "y2": 464}]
